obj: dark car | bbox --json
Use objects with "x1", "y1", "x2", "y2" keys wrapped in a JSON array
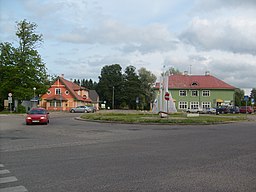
[
  {"x1": 224, "y1": 106, "x2": 240, "y2": 114},
  {"x1": 215, "y1": 106, "x2": 227, "y2": 114},
  {"x1": 70, "y1": 106, "x2": 90, "y2": 113},
  {"x1": 239, "y1": 106, "x2": 253, "y2": 114},
  {"x1": 26, "y1": 108, "x2": 49, "y2": 125}
]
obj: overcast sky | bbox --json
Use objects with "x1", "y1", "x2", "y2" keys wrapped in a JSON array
[{"x1": 1, "y1": 0, "x2": 255, "y2": 93}]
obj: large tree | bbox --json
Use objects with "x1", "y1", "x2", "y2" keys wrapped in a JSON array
[
  {"x1": 138, "y1": 67, "x2": 157, "y2": 110},
  {"x1": 0, "y1": 20, "x2": 48, "y2": 110},
  {"x1": 97, "y1": 64, "x2": 123, "y2": 109}
]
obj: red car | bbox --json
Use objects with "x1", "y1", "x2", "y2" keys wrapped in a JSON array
[
  {"x1": 239, "y1": 106, "x2": 253, "y2": 114},
  {"x1": 26, "y1": 108, "x2": 49, "y2": 125}
]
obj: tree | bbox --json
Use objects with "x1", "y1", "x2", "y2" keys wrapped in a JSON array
[
  {"x1": 234, "y1": 88, "x2": 244, "y2": 106},
  {"x1": 97, "y1": 64, "x2": 123, "y2": 109},
  {"x1": 0, "y1": 20, "x2": 48, "y2": 110},
  {"x1": 250, "y1": 88, "x2": 256, "y2": 107},
  {"x1": 123, "y1": 65, "x2": 141, "y2": 109},
  {"x1": 250, "y1": 88, "x2": 256, "y2": 100},
  {"x1": 168, "y1": 67, "x2": 182, "y2": 75},
  {"x1": 138, "y1": 67, "x2": 157, "y2": 110}
]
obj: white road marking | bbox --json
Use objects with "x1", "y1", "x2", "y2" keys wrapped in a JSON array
[
  {"x1": 0, "y1": 165, "x2": 28, "y2": 192},
  {"x1": 0, "y1": 170, "x2": 10, "y2": 174},
  {"x1": 0, "y1": 186, "x2": 28, "y2": 192},
  {"x1": 0, "y1": 176, "x2": 18, "y2": 184}
]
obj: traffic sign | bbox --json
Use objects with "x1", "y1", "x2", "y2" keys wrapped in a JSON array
[
  {"x1": 244, "y1": 95, "x2": 249, "y2": 101},
  {"x1": 164, "y1": 92, "x2": 170, "y2": 100},
  {"x1": 8, "y1": 96, "x2": 12, "y2": 104},
  {"x1": 251, "y1": 98, "x2": 255, "y2": 104}
]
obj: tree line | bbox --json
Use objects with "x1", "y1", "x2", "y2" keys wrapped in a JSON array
[
  {"x1": 1, "y1": 20, "x2": 255, "y2": 111},
  {"x1": 73, "y1": 64, "x2": 156, "y2": 110}
]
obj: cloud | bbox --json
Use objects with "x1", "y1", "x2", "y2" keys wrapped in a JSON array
[
  {"x1": 194, "y1": 0, "x2": 256, "y2": 11},
  {"x1": 180, "y1": 15, "x2": 256, "y2": 55}
]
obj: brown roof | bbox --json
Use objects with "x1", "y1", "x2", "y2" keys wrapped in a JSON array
[
  {"x1": 155, "y1": 74, "x2": 235, "y2": 89},
  {"x1": 59, "y1": 77, "x2": 92, "y2": 102}
]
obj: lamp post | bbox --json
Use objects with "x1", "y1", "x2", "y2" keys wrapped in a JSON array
[
  {"x1": 33, "y1": 87, "x2": 36, "y2": 99},
  {"x1": 33, "y1": 87, "x2": 36, "y2": 107},
  {"x1": 112, "y1": 86, "x2": 115, "y2": 110}
]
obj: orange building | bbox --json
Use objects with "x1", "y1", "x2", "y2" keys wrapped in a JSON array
[{"x1": 40, "y1": 75, "x2": 93, "y2": 111}]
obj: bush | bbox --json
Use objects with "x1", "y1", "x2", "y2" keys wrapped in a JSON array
[{"x1": 17, "y1": 104, "x2": 26, "y2": 113}]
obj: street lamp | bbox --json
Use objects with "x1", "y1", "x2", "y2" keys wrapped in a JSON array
[{"x1": 33, "y1": 87, "x2": 36, "y2": 99}]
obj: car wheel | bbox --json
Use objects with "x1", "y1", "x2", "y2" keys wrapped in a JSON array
[{"x1": 70, "y1": 109, "x2": 75, "y2": 113}]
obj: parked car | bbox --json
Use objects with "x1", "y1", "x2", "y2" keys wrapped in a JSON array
[
  {"x1": 215, "y1": 106, "x2": 226, "y2": 114},
  {"x1": 70, "y1": 106, "x2": 91, "y2": 113},
  {"x1": 26, "y1": 108, "x2": 49, "y2": 125},
  {"x1": 202, "y1": 107, "x2": 216, "y2": 114},
  {"x1": 239, "y1": 106, "x2": 253, "y2": 114},
  {"x1": 86, "y1": 106, "x2": 96, "y2": 113},
  {"x1": 224, "y1": 106, "x2": 240, "y2": 114},
  {"x1": 186, "y1": 107, "x2": 203, "y2": 113}
]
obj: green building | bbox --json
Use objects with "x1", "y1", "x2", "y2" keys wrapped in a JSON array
[{"x1": 155, "y1": 73, "x2": 236, "y2": 112}]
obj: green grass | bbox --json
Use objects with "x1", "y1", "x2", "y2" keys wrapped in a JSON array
[{"x1": 80, "y1": 111, "x2": 248, "y2": 125}]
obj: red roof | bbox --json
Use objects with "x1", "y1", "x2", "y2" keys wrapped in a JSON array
[
  {"x1": 155, "y1": 74, "x2": 235, "y2": 89},
  {"x1": 59, "y1": 77, "x2": 92, "y2": 102}
]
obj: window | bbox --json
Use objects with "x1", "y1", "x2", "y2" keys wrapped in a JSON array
[
  {"x1": 179, "y1": 90, "x2": 187, "y2": 96},
  {"x1": 50, "y1": 100, "x2": 62, "y2": 107},
  {"x1": 47, "y1": 90, "x2": 51, "y2": 95},
  {"x1": 202, "y1": 102, "x2": 211, "y2": 108},
  {"x1": 191, "y1": 90, "x2": 198, "y2": 97},
  {"x1": 191, "y1": 82, "x2": 198, "y2": 86},
  {"x1": 65, "y1": 90, "x2": 69, "y2": 95},
  {"x1": 179, "y1": 101, "x2": 188, "y2": 109},
  {"x1": 202, "y1": 90, "x2": 210, "y2": 97},
  {"x1": 190, "y1": 102, "x2": 199, "y2": 109},
  {"x1": 55, "y1": 88, "x2": 61, "y2": 95}
]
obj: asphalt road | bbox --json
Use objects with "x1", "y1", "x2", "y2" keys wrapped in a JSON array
[{"x1": 0, "y1": 113, "x2": 256, "y2": 192}]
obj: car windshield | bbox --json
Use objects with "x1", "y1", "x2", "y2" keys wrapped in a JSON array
[{"x1": 29, "y1": 109, "x2": 46, "y2": 114}]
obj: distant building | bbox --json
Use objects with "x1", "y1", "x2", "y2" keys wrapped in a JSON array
[
  {"x1": 40, "y1": 75, "x2": 99, "y2": 111},
  {"x1": 154, "y1": 72, "x2": 236, "y2": 112}
]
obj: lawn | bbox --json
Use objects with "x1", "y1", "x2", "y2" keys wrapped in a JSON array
[{"x1": 80, "y1": 110, "x2": 249, "y2": 125}]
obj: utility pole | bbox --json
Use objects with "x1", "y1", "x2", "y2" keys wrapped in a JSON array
[{"x1": 112, "y1": 86, "x2": 115, "y2": 109}]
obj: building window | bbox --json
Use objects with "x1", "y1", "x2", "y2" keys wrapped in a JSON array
[
  {"x1": 65, "y1": 90, "x2": 69, "y2": 95},
  {"x1": 179, "y1": 101, "x2": 188, "y2": 109},
  {"x1": 47, "y1": 90, "x2": 51, "y2": 95},
  {"x1": 50, "y1": 100, "x2": 62, "y2": 107},
  {"x1": 55, "y1": 88, "x2": 61, "y2": 95},
  {"x1": 179, "y1": 90, "x2": 187, "y2": 96},
  {"x1": 191, "y1": 82, "x2": 198, "y2": 86},
  {"x1": 202, "y1": 90, "x2": 210, "y2": 97},
  {"x1": 191, "y1": 90, "x2": 198, "y2": 97},
  {"x1": 190, "y1": 101, "x2": 199, "y2": 109},
  {"x1": 202, "y1": 102, "x2": 211, "y2": 108}
]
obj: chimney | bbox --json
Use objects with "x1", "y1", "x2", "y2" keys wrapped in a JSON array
[
  {"x1": 183, "y1": 71, "x2": 188, "y2": 75},
  {"x1": 205, "y1": 71, "x2": 210, "y2": 76},
  {"x1": 60, "y1": 74, "x2": 64, "y2": 78}
]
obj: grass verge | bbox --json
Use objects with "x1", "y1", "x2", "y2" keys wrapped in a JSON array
[{"x1": 80, "y1": 111, "x2": 248, "y2": 125}]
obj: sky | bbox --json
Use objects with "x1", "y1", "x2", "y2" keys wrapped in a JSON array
[{"x1": 0, "y1": 0, "x2": 255, "y2": 94}]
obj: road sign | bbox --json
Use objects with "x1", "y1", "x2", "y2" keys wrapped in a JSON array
[
  {"x1": 251, "y1": 98, "x2": 254, "y2": 105},
  {"x1": 164, "y1": 92, "x2": 170, "y2": 100},
  {"x1": 8, "y1": 96, "x2": 12, "y2": 104},
  {"x1": 244, "y1": 95, "x2": 249, "y2": 101}
]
